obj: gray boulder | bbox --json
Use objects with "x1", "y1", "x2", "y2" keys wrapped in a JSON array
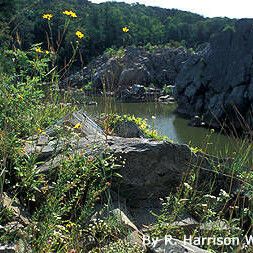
[
  {"x1": 113, "y1": 120, "x2": 144, "y2": 138},
  {"x1": 107, "y1": 137, "x2": 209, "y2": 207},
  {"x1": 118, "y1": 66, "x2": 152, "y2": 87}
]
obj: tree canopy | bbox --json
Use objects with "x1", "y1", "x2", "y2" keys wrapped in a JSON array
[{"x1": 2, "y1": 0, "x2": 235, "y2": 67}]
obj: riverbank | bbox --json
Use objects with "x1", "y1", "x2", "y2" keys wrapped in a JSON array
[
  {"x1": 77, "y1": 96, "x2": 247, "y2": 157},
  {"x1": 2, "y1": 110, "x2": 252, "y2": 252}
]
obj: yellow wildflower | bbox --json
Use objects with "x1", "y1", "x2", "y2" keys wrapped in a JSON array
[
  {"x1": 122, "y1": 26, "x2": 129, "y2": 33},
  {"x1": 63, "y1": 10, "x2": 77, "y2": 18},
  {"x1": 63, "y1": 10, "x2": 70, "y2": 16},
  {"x1": 45, "y1": 50, "x2": 50, "y2": 54},
  {"x1": 42, "y1": 13, "x2": 53, "y2": 21},
  {"x1": 37, "y1": 128, "x2": 46, "y2": 134},
  {"x1": 35, "y1": 47, "x2": 43, "y2": 53},
  {"x1": 75, "y1": 31, "x2": 84, "y2": 39},
  {"x1": 69, "y1": 11, "x2": 77, "y2": 18},
  {"x1": 73, "y1": 123, "x2": 81, "y2": 129}
]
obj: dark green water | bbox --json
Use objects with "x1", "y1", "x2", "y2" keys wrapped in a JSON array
[{"x1": 84, "y1": 97, "x2": 245, "y2": 156}]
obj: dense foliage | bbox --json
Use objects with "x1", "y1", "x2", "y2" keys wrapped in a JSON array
[{"x1": 3, "y1": 0, "x2": 235, "y2": 69}]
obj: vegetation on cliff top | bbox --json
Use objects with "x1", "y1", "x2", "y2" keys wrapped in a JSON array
[{"x1": 1, "y1": 0, "x2": 235, "y2": 70}]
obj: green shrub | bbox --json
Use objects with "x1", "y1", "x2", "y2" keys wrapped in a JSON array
[
  {"x1": 105, "y1": 47, "x2": 125, "y2": 58},
  {"x1": 29, "y1": 152, "x2": 122, "y2": 252},
  {"x1": 102, "y1": 113, "x2": 169, "y2": 141}
]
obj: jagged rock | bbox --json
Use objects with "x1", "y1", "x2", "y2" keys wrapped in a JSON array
[
  {"x1": 175, "y1": 19, "x2": 253, "y2": 132},
  {"x1": 61, "y1": 46, "x2": 191, "y2": 93},
  {"x1": 119, "y1": 84, "x2": 146, "y2": 102},
  {"x1": 131, "y1": 84, "x2": 146, "y2": 96},
  {"x1": 145, "y1": 87, "x2": 161, "y2": 100},
  {"x1": 25, "y1": 111, "x2": 105, "y2": 158},
  {"x1": 1, "y1": 194, "x2": 30, "y2": 253},
  {"x1": 111, "y1": 209, "x2": 139, "y2": 232}
]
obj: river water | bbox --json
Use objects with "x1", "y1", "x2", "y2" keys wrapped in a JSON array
[{"x1": 84, "y1": 97, "x2": 245, "y2": 156}]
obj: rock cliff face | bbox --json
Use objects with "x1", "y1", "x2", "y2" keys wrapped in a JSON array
[
  {"x1": 62, "y1": 46, "x2": 190, "y2": 92},
  {"x1": 175, "y1": 19, "x2": 253, "y2": 131}
]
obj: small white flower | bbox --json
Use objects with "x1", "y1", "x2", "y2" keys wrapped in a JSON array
[
  {"x1": 219, "y1": 189, "x2": 230, "y2": 198},
  {"x1": 204, "y1": 194, "x2": 216, "y2": 199},
  {"x1": 183, "y1": 182, "x2": 193, "y2": 190}
]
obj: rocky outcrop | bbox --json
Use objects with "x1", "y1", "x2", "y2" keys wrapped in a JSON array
[
  {"x1": 61, "y1": 46, "x2": 191, "y2": 93},
  {"x1": 21, "y1": 111, "x2": 242, "y2": 252},
  {"x1": 24, "y1": 111, "x2": 213, "y2": 207},
  {"x1": 175, "y1": 19, "x2": 253, "y2": 132},
  {"x1": 108, "y1": 137, "x2": 204, "y2": 207},
  {"x1": 25, "y1": 113, "x2": 242, "y2": 216},
  {"x1": 25, "y1": 111, "x2": 237, "y2": 210}
]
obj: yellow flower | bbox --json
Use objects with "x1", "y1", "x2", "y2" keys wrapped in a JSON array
[
  {"x1": 35, "y1": 47, "x2": 43, "y2": 53},
  {"x1": 69, "y1": 11, "x2": 77, "y2": 18},
  {"x1": 73, "y1": 123, "x2": 81, "y2": 129},
  {"x1": 45, "y1": 50, "x2": 50, "y2": 54},
  {"x1": 37, "y1": 128, "x2": 46, "y2": 134},
  {"x1": 63, "y1": 10, "x2": 77, "y2": 18},
  {"x1": 122, "y1": 26, "x2": 129, "y2": 33},
  {"x1": 75, "y1": 31, "x2": 84, "y2": 39},
  {"x1": 42, "y1": 13, "x2": 53, "y2": 20},
  {"x1": 63, "y1": 10, "x2": 70, "y2": 16}
]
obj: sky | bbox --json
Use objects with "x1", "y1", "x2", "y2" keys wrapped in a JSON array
[{"x1": 90, "y1": 0, "x2": 253, "y2": 18}]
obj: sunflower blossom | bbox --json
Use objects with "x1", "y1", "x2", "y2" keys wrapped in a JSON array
[
  {"x1": 35, "y1": 47, "x2": 43, "y2": 53},
  {"x1": 37, "y1": 128, "x2": 46, "y2": 134},
  {"x1": 42, "y1": 13, "x2": 53, "y2": 20},
  {"x1": 63, "y1": 10, "x2": 77, "y2": 18},
  {"x1": 73, "y1": 123, "x2": 81, "y2": 129},
  {"x1": 122, "y1": 26, "x2": 129, "y2": 33},
  {"x1": 75, "y1": 31, "x2": 84, "y2": 39}
]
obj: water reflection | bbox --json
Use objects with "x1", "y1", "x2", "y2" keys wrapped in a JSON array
[{"x1": 84, "y1": 97, "x2": 244, "y2": 156}]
